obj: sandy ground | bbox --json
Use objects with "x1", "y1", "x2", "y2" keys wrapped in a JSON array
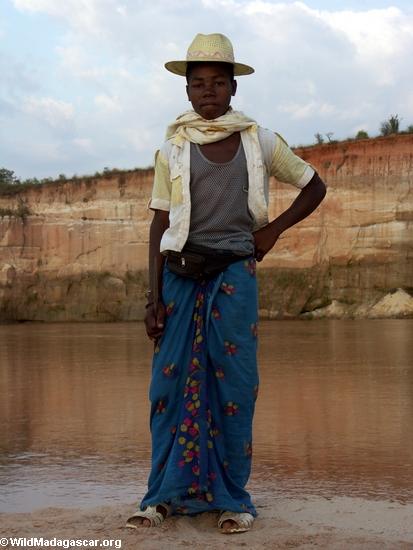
[{"x1": 1, "y1": 495, "x2": 412, "y2": 549}]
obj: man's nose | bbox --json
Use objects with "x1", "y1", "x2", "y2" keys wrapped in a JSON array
[{"x1": 203, "y1": 81, "x2": 215, "y2": 95}]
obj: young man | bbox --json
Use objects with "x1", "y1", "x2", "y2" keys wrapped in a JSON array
[{"x1": 127, "y1": 33, "x2": 326, "y2": 534}]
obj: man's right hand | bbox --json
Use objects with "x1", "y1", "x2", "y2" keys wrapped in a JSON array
[{"x1": 144, "y1": 301, "x2": 166, "y2": 341}]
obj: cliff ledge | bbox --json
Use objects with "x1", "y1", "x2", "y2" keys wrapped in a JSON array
[{"x1": 1, "y1": 135, "x2": 412, "y2": 321}]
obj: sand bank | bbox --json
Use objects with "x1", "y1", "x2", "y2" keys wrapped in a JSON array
[{"x1": 2, "y1": 495, "x2": 412, "y2": 549}]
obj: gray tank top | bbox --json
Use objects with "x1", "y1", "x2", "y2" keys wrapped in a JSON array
[{"x1": 186, "y1": 141, "x2": 255, "y2": 255}]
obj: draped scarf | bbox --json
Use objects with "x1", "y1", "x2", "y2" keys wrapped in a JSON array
[{"x1": 166, "y1": 107, "x2": 257, "y2": 146}]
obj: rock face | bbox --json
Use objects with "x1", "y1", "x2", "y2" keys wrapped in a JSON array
[
  {"x1": 0, "y1": 135, "x2": 412, "y2": 321},
  {"x1": 0, "y1": 171, "x2": 152, "y2": 321},
  {"x1": 262, "y1": 134, "x2": 413, "y2": 318}
]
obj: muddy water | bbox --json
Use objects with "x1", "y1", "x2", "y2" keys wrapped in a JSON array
[{"x1": 0, "y1": 320, "x2": 412, "y2": 512}]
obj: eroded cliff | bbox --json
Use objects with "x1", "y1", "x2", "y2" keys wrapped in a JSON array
[{"x1": 0, "y1": 135, "x2": 412, "y2": 321}]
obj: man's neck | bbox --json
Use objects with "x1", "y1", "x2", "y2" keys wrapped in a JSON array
[{"x1": 198, "y1": 132, "x2": 241, "y2": 163}]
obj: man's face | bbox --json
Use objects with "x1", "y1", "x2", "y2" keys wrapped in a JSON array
[{"x1": 186, "y1": 63, "x2": 237, "y2": 120}]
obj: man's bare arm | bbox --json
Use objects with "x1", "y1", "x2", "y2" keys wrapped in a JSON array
[
  {"x1": 253, "y1": 172, "x2": 326, "y2": 261},
  {"x1": 145, "y1": 209, "x2": 169, "y2": 339}
]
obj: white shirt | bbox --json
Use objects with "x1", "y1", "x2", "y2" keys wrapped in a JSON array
[{"x1": 150, "y1": 125, "x2": 314, "y2": 253}]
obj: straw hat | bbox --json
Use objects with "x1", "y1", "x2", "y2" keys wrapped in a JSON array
[{"x1": 165, "y1": 33, "x2": 254, "y2": 77}]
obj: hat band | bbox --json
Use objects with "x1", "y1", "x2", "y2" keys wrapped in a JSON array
[{"x1": 187, "y1": 50, "x2": 234, "y2": 64}]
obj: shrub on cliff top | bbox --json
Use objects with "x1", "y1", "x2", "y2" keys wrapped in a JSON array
[
  {"x1": 0, "y1": 167, "x2": 69, "y2": 196},
  {"x1": 355, "y1": 130, "x2": 369, "y2": 139},
  {"x1": 380, "y1": 114, "x2": 401, "y2": 136},
  {"x1": 0, "y1": 168, "x2": 18, "y2": 185},
  {"x1": 0, "y1": 168, "x2": 22, "y2": 196}
]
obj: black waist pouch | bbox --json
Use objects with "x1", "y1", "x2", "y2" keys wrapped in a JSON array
[{"x1": 165, "y1": 245, "x2": 246, "y2": 280}]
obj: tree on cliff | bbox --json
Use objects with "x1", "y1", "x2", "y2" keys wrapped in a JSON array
[
  {"x1": 380, "y1": 114, "x2": 401, "y2": 136},
  {"x1": 0, "y1": 168, "x2": 19, "y2": 186},
  {"x1": 355, "y1": 130, "x2": 369, "y2": 139}
]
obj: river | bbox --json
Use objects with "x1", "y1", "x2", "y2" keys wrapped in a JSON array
[{"x1": 0, "y1": 320, "x2": 412, "y2": 513}]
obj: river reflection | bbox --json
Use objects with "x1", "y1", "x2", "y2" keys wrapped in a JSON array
[{"x1": 0, "y1": 320, "x2": 412, "y2": 512}]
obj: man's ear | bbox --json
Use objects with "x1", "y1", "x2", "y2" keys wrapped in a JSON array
[{"x1": 231, "y1": 79, "x2": 237, "y2": 96}]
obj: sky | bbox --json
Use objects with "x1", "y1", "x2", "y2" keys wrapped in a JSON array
[{"x1": 1, "y1": 0, "x2": 412, "y2": 179}]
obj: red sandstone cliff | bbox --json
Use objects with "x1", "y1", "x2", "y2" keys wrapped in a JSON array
[{"x1": 0, "y1": 135, "x2": 412, "y2": 321}]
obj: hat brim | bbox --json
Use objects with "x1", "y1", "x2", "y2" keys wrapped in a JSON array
[{"x1": 164, "y1": 60, "x2": 254, "y2": 77}]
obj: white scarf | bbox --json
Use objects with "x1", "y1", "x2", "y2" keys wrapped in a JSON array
[{"x1": 166, "y1": 107, "x2": 257, "y2": 146}]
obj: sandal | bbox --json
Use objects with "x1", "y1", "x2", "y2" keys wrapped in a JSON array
[
  {"x1": 218, "y1": 511, "x2": 254, "y2": 534},
  {"x1": 125, "y1": 503, "x2": 171, "y2": 528}
]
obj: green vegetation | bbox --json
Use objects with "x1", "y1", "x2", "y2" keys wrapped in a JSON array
[
  {"x1": 2, "y1": 113, "x2": 413, "y2": 191},
  {"x1": 314, "y1": 132, "x2": 324, "y2": 144},
  {"x1": 0, "y1": 168, "x2": 54, "y2": 196},
  {"x1": 0, "y1": 165, "x2": 152, "y2": 197},
  {"x1": 355, "y1": 130, "x2": 369, "y2": 139},
  {"x1": 380, "y1": 114, "x2": 401, "y2": 136},
  {"x1": 325, "y1": 132, "x2": 337, "y2": 143},
  {"x1": 0, "y1": 207, "x2": 16, "y2": 217},
  {"x1": 0, "y1": 201, "x2": 31, "y2": 219},
  {"x1": 0, "y1": 168, "x2": 17, "y2": 185},
  {"x1": 310, "y1": 114, "x2": 413, "y2": 146}
]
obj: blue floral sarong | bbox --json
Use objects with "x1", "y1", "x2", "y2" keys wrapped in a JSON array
[{"x1": 141, "y1": 256, "x2": 259, "y2": 516}]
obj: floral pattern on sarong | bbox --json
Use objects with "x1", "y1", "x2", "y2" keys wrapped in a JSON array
[
  {"x1": 224, "y1": 401, "x2": 239, "y2": 416},
  {"x1": 224, "y1": 341, "x2": 237, "y2": 355},
  {"x1": 211, "y1": 307, "x2": 221, "y2": 319},
  {"x1": 220, "y1": 282, "x2": 235, "y2": 295},
  {"x1": 166, "y1": 301, "x2": 176, "y2": 316},
  {"x1": 141, "y1": 258, "x2": 259, "y2": 517},
  {"x1": 162, "y1": 363, "x2": 176, "y2": 377},
  {"x1": 244, "y1": 258, "x2": 256, "y2": 277}
]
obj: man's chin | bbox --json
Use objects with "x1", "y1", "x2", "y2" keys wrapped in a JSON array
[{"x1": 198, "y1": 106, "x2": 227, "y2": 120}]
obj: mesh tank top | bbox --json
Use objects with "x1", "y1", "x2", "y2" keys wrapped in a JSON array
[{"x1": 186, "y1": 141, "x2": 255, "y2": 255}]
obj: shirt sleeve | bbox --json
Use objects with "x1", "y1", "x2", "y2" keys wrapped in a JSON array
[
  {"x1": 270, "y1": 133, "x2": 315, "y2": 189},
  {"x1": 148, "y1": 148, "x2": 171, "y2": 211}
]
